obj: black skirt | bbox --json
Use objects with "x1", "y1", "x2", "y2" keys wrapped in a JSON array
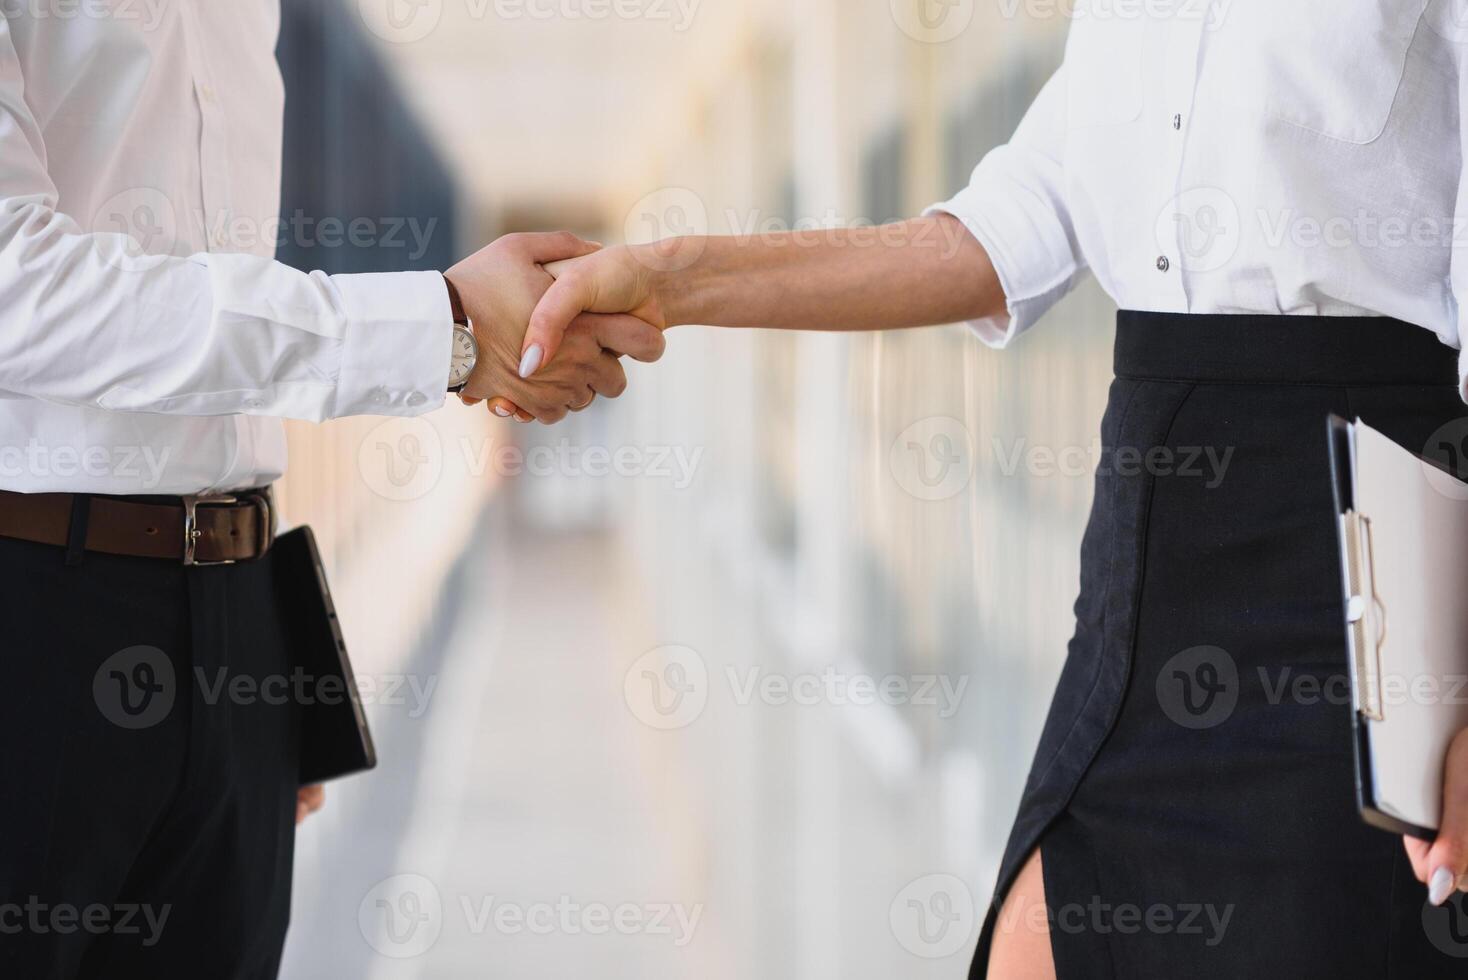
[{"x1": 970, "y1": 312, "x2": 1468, "y2": 978}]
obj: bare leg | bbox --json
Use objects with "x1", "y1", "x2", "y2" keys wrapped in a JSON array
[{"x1": 987, "y1": 849, "x2": 1057, "y2": 980}]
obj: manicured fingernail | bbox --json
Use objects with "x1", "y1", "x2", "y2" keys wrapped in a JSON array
[
  {"x1": 492, "y1": 405, "x2": 510, "y2": 417},
  {"x1": 1429, "y1": 867, "x2": 1455, "y2": 905},
  {"x1": 518, "y1": 344, "x2": 543, "y2": 379}
]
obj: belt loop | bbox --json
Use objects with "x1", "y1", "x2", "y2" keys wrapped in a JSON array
[{"x1": 65, "y1": 494, "x2": 91, "y2": 567}]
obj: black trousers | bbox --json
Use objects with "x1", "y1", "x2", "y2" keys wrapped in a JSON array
[
  {"x1": 971, "y1": 312, "x2": 1468, "y2": 977},
  {"x1": 0, "y1": 533, "x2": 299, "y2": 977}
]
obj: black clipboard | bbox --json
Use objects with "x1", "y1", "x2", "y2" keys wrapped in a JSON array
[
  {"x1": 1327, "y1": 415, "x2": 1416, "y2": 837},
  {"x1": 272, "y1": 525, "x2": 378, "y2": 786}
]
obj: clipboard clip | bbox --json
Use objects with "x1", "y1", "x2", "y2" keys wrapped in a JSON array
[{"x1": 1342, "y1": 510, "x2": 1387, "y2": 722}]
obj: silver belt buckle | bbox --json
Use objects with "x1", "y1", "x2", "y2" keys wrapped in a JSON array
[{"x1": 181, "y1": 491, "x2": 273, "y2": 566}]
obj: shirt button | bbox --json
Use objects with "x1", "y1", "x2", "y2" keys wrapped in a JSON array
[
  {"x1": 1156, "y1": 256, "x2": 1171, "y2": 273},
  {"x1": 200, "y1": 84, "x2": 216, "y2": 103},
  {"x1": 406, "y1": 392, "x2": 427, "y2": 407},
  {"x1": 370, "y1": 387, "x2": 389, "y2": 405},
  {"x1": 1172, "y1": 113, "x2": 1183, "y2": 130}
]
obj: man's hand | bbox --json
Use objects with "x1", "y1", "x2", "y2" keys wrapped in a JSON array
[
  {"x1": 296, "y1": 784, "x2": 325, "y2": 825},
  {"x1": 445, "y1": 233, "x2": 665, "y2": 423},
  {"x1": 1406, "y1": 727, "x2": 1468, "y2": 904}
]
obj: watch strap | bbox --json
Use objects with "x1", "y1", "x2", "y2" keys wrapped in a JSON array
[
  {"x1": 443, "y1": 274, "x2": 468, "y2": 326},
  {"x1": 444, "y1": 274, "x2": 476, "y2": 393}
]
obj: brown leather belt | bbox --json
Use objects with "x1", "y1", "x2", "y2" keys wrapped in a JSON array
[{"x1": 0, "y1": 488, "x2": 275, "y2": 565}]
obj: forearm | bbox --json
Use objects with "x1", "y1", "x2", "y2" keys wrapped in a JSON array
[
  {"x1": 0, "y1": 203, "x2": 451, "y2": 421},
  {"x1": 649, "y1": 215, "x2": 1005, "y2": 332}
]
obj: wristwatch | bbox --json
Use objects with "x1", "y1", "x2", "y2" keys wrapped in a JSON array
[{"x1": 443, "y1": 276, "x2": 478, "y2": 393}]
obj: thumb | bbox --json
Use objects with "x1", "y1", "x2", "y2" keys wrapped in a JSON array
[
  {"x1": 522, "y1": 269, "x2": 596, "y2": 378},
  {"x1": 518, "y1": 231, "x2": 602, "y2": 265},
  {"x1": 1426, "y1": 728, "x2": 1468, "y2": 905}
]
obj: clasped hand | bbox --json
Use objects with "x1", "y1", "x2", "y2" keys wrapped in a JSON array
[{"x1": 445, "y1": 232, "x2": 664, "y2": 423}]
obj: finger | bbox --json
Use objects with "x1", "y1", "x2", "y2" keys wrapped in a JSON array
[
  {"x1": 508, "y1": 394, "x2": 552, "y2": 423},
  {"x1": 570, "y1": 389, "x2": 597, "y2": 412},
  {"x1": 1405, "y1": 835, "x2": 1432, "y2": 883},
  {"x1": 587, "y1": 351, "x2": 628, "y2": 399},
  {"x1": 1425, "y1": 728, "x2": 1468, "y2": 905},
  {"x1": 522, "y1": 269, "x2": 597, "y2": 379},
  {"x1": 582, "y1": 313, "x2": 666, "y2": 363},
  {"x1": 485, "y1": 396, "x2": 521, "y2": 419},
  {"x1": 537, "y1": 405, "x2": 568, "y2": 425},
  {"x1": 544, "y1": 258, "x2": 576, "y2": 280},
  {"x1": 295, "y1": 784, "x2": 325, "y2": 825},
  {"x1": 458, "y1": 394, "x2": 482, "y2": 407},
  {"x1": 516, "y1": 231, "x2": 602, "y2": 266}
]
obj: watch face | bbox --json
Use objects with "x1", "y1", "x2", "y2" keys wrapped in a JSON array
[{"x1": 449, "y1": 325, "x2": 478, "y2": 389}]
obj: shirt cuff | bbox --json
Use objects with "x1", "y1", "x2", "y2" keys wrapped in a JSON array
[
  {"x1": 924, "y1": 167, "x2": 1080, "y2": 348},
  {"x1": 330, "y1": 270, "x2": 453, "y2": 418}
]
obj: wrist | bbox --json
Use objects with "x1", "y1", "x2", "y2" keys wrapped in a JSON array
[
  {"x1": 635, "y1": 236, "x2": 707, "y2": 327},
  {"x1": 442, "y1": 273, "x2": 478, "y2": 393},
  {"x1": 442, "y1": 273, "x2": 467, "y2": 325}
]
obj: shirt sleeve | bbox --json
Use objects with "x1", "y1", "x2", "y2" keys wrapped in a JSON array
[
  {"x1": 0, "y1": 20, "x2": 452, "y2": 423},
  {"x1": 1448, "y1": 13, "x2": 1468, "y2": 401},
  {"x1": 924, "y1": 65, "x2": 1086, "y2": 347}
]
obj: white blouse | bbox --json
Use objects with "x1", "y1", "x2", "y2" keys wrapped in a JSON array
[{"x1": 930, "y1": 0, "x2": 1468, "y2": 395}]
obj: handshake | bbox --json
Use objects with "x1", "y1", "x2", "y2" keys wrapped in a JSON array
[{"x1": 443, "y1": 231, "x2": 673, "y2": 423}]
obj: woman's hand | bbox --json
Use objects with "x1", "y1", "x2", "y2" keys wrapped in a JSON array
[
  {"x1": 523, "y1": 245, "x2": 670, "y2": 376},
  {"x1": 447, "y1": 234, "x2": 664, "y2": 423},
  {"x1": 483, "y1": 244, "x2": 670, "y2": 417},
  {"x1": 1405, "y1": 727, "x2": 1468, "y2": 904}
]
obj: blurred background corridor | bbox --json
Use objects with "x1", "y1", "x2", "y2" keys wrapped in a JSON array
[{"x1": 271, "y1": 0, "x2": 1118, "y2": 975}]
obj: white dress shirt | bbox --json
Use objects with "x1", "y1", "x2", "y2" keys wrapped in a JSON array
[
  {"x1": 931, "y1": 0, "x2": 1468, "y2": 396},
  {"x1": 0, "y1": 2, "x2": 451, "y2": 494}
]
